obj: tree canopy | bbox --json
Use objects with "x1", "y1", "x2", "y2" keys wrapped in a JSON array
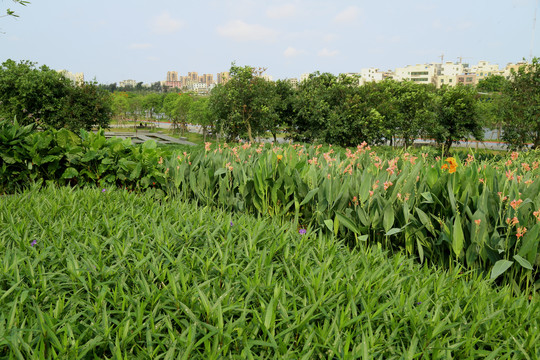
[
  {"x1": 0, "y1": 59, "x2": 112, "y2": 131},
  {"x1": 501, "y1": 57, "x2": 540, "y2": 150}
]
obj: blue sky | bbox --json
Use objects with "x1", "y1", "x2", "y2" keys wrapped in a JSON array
[{"x1": 1, "y1": 0, "x2": 538, "y2": 84}]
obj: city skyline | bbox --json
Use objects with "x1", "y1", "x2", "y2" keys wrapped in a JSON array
[{"x1": 1, "y1": 0, "x2": 539, "y2": 84}]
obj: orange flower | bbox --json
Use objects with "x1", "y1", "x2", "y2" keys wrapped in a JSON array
[
  {"x1": 441, "y1": 157, "x2": 458, "y2": 173},
  {"x1": 277, "y1": 154, "x2": 283, "y2": 161},
  {"x1": 510, "y1": 199, "x2": 523, "y2": 210},
  {"x1": 506, "y1": 217, "x2": 519, "y2": 227},
  {"x1": 474, "y1": 219, "x2": 481, "y2": 226},
  {"x1": 533, "y1": 209, "x2": 540, "y2": 222},
  {"x1": 516, "y1": 226, "x2": 527, "y2": 238}
]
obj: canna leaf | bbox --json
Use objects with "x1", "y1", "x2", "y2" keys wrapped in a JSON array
[{"x1": 490, "y1": 260, "x2": 513, "y2": 280}]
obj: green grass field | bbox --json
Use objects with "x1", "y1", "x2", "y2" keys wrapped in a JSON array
[{"x1": 1, "y1": 186, "x2": 538, "y2": 358}]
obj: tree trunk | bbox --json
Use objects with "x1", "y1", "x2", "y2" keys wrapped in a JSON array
[
  {"x1": 246, "y1": 121, "x2": 254, "y2": 143},
  {"x1": 443, "y1": 139, "x2": 453, "y2": 157}
]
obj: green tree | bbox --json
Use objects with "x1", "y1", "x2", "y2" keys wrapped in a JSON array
[
  {"x1": 380, "y1": 80, "x2": 435, "y2": 148},
  {"x1": 111, "y1": 92, "x2": 130, "y2": 124},
  {"x1": 0, "y1": 59, "x2": 112, "y2": 131},
  {"x1": 290, "y1": 72, "x2": 388, "y2": 146},
  {"x1": 208, "y1": 64, "x2": 278, "y2": 143},
  {"x1": 477, "y1": 75, "x2": 507, "y2": 93},
  {"x1": 127, "y1": 93, "x2": 143, "y2": 121},
  {"x1": 274, "y1": 80, "x2": 296, "y2": 142},
  {"x1": 142, "y1": 93, "x2": 163, "y2": 120},
  {"x1": 501, "y1": 58, "x2": 540, "y2": 149},
  {"x1": 58, "y1": 82, "x2": 112, "y2": 131},
  {"x1": 430, "y1": 85, "x2": 483, "y2": 156},
  {"x1": 188, "y1": 97, "x2": 212, "y2": 141},
  {"x1": 162, "y1": 93, "x2": 192, "y2": 134}
]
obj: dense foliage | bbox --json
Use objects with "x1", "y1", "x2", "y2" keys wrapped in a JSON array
[
  {"x1": 0, "y1": 120, "x2": 168, "y2": 194},
  {"x1": 0, "y1": 60, "x2": 112, "y2": 132},
  {"x1": 501, "y1": 58, "x2": 540, "y2": 150},
  {"x1": 208, "y1": 69, "x2": 484, "y2": 152},
  {"x1": 1, "y1": 186, "x2": 538, "y2": 358},
  {"x1": 2, "y1": 120, "x2": 539, "y2": 293}
]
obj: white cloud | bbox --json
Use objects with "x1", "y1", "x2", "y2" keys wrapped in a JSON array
[
  {"x1": 266, "y1": 4, "x2": 298, "y2": 19},
  {"x1": 129, "y1": 43, "x2": 153, "y2": 50},
  {"x1": 333, "y1": 6, "x2": 361, "y2": 23},
  {"x1": 217, "y1": 20, "x2": 278, "y2": 42},
  {"x1": 283, "y1": 46, "x2": 306, "y2": 57},
  {"x1": 150, "y1": 12, "x2": 184, "y2": 34},
  {"x1": 318, "y1": 48, "x2": 339, "y2": 57}
]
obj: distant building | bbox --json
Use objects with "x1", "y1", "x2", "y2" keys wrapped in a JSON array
[
  {"x1": 300, "y1": 73, "x2": 310, "y2": 82},
  {"x1": 188, "y1": 72, "x2": 198, "y2": 82},
  {"x1": 217, "y1": 72, "x2": 229, "y2": 84},
  {"x1": 502, "y1": 62, "x2": 528, "y2": 79},
  {"x1": 167, "y1": 71, "x2": 178, "y2": 82},
  {"x1": 436, "y1": 75, "x2": 456, "y2": 88},
  {"x1": 119, "y1": 79, "x2": 137, "y2": 88},
  {"x1": 359, "y1": 68, "x2": 384, "y2": 85},
  {"x1": 435, "y1": 62, "x2": 465, "y2": 88},
  {"x1": 287, "y1": 78, "x2": 298, "y2": 88},
  {"x1": 395, "y1": 63, "x2": 440, "y2": 86},
  {"x1": 470, "y1": 60, "x2": 500, "y2": 80},
  {"x1": 57, "y1": 70, "x2": 84, "y2": 86},
  {"x1": 456, "y1": 73, "x2": 478, "y2": 86},
  {"x1": 202, "y1": 73, "x2": 214, "y2": 86}
]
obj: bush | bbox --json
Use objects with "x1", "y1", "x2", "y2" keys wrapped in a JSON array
[{"x1": 0, "y1": 59, "x2": 112, "y2": 131}]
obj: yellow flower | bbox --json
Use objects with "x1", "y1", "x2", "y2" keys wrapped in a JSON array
[{"x1": 277, "y1": 154, "x2": 283, "y2": 161}]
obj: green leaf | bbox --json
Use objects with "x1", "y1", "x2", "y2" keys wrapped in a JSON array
[
  {"x1": 490, "y1": 260, "x2": 514, "y2": 280},
  {"x1": 452, "y1": 214, "x2": 464, "y2": 257},
  {"x1": 415, "y1": 207, "x2": 433, "y2": 233},
  {"x1": 61, "y1": 167, "x2": 79, "y2": 179},
  {"x1": 300, "y1": 187, "x2": 319, "y2": 206},
  {"x1": 385, "y1": 228, "x2": 402, "y2": 236},
  {"x1": 421, "y1": 192, "x2": 434, "y2": 204},
  {"x1": 213, "y1": 168, "x2": 227, "y2": 177},
  {"x1": 335, "y1": 212, "x2": 361, "y2": 234},
  {"x1": 512, "y1": 255, "x2": 533, "y2": 270},
  {"x1": 324, "y1": 219, "x2": 333, "y2": 232},
  {"x1": 383, "y1": 205, "x2": 394, "y2": 233}
]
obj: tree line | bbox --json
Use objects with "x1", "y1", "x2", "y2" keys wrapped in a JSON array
[{"x1": 1, "y1": 58, "x2": 539, "y2": 152}]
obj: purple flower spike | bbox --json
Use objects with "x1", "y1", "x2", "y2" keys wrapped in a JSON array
[
  {"x1": 30, "y1": 239, "x2": 37, "y2": 247},
  {"x1": 299, "y1": 228, "x2": 307, "y2": 235},
  {"x1": 230, "y1": 221, "x2": 234, "y2": 227},
  {"x1": 102, "y1": 189, "x2": 106, "y2": 193}
]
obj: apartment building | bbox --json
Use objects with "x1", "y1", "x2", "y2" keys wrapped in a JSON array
[
  {"x1": 217, "y1": 72, "x2": 230, "y2": 84},
  {"x1": 394, "y1": 63, "x2": 440, "y2": 86},
  {"x1": 359, "y1": 68, "x2": 384, "y2": 85},
  {"x1": 57, "y1": 70, "x2": 84, "y2": 86},
  {"x1": 470, "y1": 61, "x2": 500, "y2": 80},
  {"x1": 456, "y1": 73, "x2": 478, "y2": 86},
  {"x1": 166, "y1": 71, "x2": 178, "y2": 82},
  {"x1": 502, "y1": 62, "x2": 527, "y2": 79},
  {"x1": 119, "y1": 79, "x2": 137, "y2": 87},
  {"x1": 287, "y1": 78, "x2": 298, "y2": 88}
]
